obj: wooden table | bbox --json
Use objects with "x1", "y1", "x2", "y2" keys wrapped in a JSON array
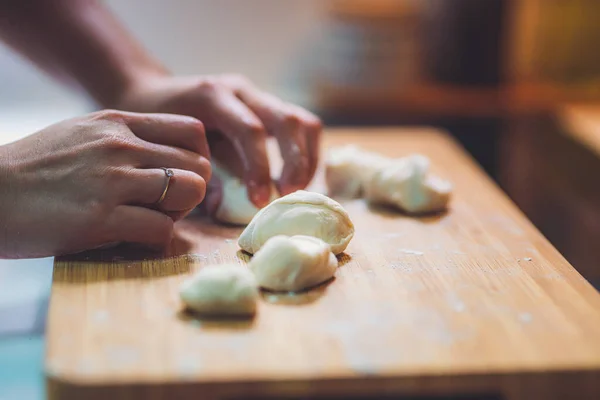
[{"x1": 46, "y1": 128, "x2": 600, "y2": 400}]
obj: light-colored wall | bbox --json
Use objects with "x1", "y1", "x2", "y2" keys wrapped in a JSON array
[{"x1": 0, "y1": 0, "x2": 326, "y2": 112}]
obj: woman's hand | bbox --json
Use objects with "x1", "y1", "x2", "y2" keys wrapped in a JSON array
[
  {"x1": 116, "y1": 74, "x2": 322, "y2": 208},
  {"x1": 0, "y1": 110, "x2": 210, "y2": 258},
  {"x1": 0, "y1": 1, "x2": 321, "y2": 209}
]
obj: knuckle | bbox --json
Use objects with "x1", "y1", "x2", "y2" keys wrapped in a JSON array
[
  {"x1": 244, "y1": 120, "x2": 267, "y2": 139},
  {"x1": 304, "y1": 115, "x2": 323, "y2": 133},
  {"x1": 195, "y1": 78, "x2": 221, "y2": 93},
  {"x1": 101, "y1": 134, "x2": 139, "y2": 154},
  {"x1": 92, "y1": 109, "x2": 127, "y2": 122},
  {"x1": 281, "y1": 112, "x2": 302, "y2": 130},
  {"x1": 281, "y1": 110, "x2": 322, "y2": 134}
]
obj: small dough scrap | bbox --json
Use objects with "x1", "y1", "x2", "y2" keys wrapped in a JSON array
[
  {"x1": 179, "y1": 264, "x2": 258, "y2": 316},
  {"x1": 238, "y1": 190, "x2": 354, "y2": 255},
  {"x1": 212, "y1": 162, "x2": 278, "y2": 225},
  {"x1": 364, "y1": 154, "x2": 452, "y2": 214},
  {"x1": 249, "y1": 235, "x2": 337, "y2": 292},
  {"x1": 325, "y1": 145, "x2": 391, "y2": 198}
]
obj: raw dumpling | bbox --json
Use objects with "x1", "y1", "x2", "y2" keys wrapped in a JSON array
[
  {"x1": 249, "y1": 235, "x2": 337, "y2": 292},
  {"x1": 238, "y1": 190, "x2": 354, "y2": 255},
  {"x1": 364, "y1": 154, "x2": 452, "y2": 214},
  {"x1": 325, "y1": 145, "x2": 391, "y2": 198},
  {"x1": 212, "y1": 162, "x2": 278, "y2": 225},
  {"x1": 179, "y1": 264, "x2": 258, "y2": 316}
]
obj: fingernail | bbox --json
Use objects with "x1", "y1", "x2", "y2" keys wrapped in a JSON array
[{"x1": 248, "y1": 181, "x2": 270, "y2": 207}]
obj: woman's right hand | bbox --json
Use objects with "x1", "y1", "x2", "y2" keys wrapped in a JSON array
[{"x1": 0, "y1": 110, "x2": 211, "y2": 259}]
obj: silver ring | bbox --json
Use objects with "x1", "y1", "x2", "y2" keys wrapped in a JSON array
[{"x1": 157, "y1": 167, "x2": 174, "y2": 204}]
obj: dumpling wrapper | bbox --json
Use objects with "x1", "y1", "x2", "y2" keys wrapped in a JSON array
[
  {"x1": 325, "y1": 144, "x2": 391, "y2": 198},
  {"x1": 364, "y1": 154, "x2": 452, "y2": 214},
  {"x1": 238, "y1": 190, "x2": 354, "y2": 255},
  {"x1": 249, "y1": 235, "x2": 337, "y2": 292},
  {"x1": 179, "y1": 264, "x2": 259, "y2": 316}
]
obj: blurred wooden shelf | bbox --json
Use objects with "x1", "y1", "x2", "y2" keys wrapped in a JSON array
[
  {"x1": 558, "y1": 103, "x2": 600, "y2": 157},
  {"x1": 315, "y1": 81, "x2": 600, "y2": 120}
]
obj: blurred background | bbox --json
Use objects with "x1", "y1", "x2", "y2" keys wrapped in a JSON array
[{"x1": 1, "y1": 1, "x2": 599, "y2": 397}]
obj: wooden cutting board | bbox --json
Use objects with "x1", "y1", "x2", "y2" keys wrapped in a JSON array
[{"x1": 46, "y1": 128, "x2": 600, "y2": 400}]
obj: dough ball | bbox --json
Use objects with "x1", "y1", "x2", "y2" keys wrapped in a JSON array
[
  {"x1": 325, "y1": 145, "x2": 391, "y2": 198},
  {"x1": 364, "y1": 154, "x2": 452, "y2": 214},
  {"x1": 238, "y1": 190, "x2": 354, "y2": 255},
  {"x1": 249, "y1": 235, "x2": 337, "y2": 292},
  {"x1": 212, "y1": 162, "x2": 278, "y2": 225},
  {"x1": 179, "y1": 264, "x2": 258, "y2": 316}
]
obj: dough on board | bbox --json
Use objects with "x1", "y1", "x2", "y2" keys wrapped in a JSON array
[
  {"x1": 212, "y1": 162, "x2": 278, "y2": 225},
  {"x1": 238, "y1": 190, "x2": 354, "y2": 255},
  {"x1": 179, "y1": 264, "x2": 259, "y2": 316},
  {"x1": 325, "y1": 145, "x2": 452, "y2": 214},
  {"x1": 364, "y1": 154, "x2": 452, "y2": 214},
  {"x1": 325, "y1": 145, "x2": 391, "y2": 198},
  {"x1": 249, "y1": 235, "x2": 337, "y2": 292}
]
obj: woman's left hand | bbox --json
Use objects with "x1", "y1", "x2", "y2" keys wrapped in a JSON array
[{"x1": 116, "y1": 74, "x2": 322, "y2": 209}]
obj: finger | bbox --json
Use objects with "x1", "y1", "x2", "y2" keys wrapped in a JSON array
[
  {"x1": 234, "y1": 88, "x2": 311, "y2": 194},
  {"x1": 202, "y1": 171, "x2": 223, "y2": 217},
  {"x1": 124, "y1": 112, "x2": 210, "y2": 159},
  {"x1": 286, "y1": 104, "x2": 322, "y2": 181},
  {"x1": 119, "y1": 168, "x2": 206, "y2": 212},
  {"x1": 207, "y1": 132, "x2": 245, "y2": 177},
  {"x1": 133, "y1": 142, "x2": 212, "y2": 183},
  {"x1": 205, "y1": 91, "x2": 271, "y2": 207},
  {"x1": 104, "y1": 205, "x2": 174, "y2": 250}
]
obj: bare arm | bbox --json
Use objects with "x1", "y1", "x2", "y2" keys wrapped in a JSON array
[{"x1": 0, "y1": 0, "x2": 165, "y2": 107}]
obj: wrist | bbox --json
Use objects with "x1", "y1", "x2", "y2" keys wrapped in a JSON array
[{"x1": 102, "y1": 62, "x2": 170, "y2": 110}]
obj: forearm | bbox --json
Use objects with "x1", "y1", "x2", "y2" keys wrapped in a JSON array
[
  {"x1": 0, "y1": 143, "x2": 15, "y2": 257},
  {"x1": 0, "y1": 0, "x2": 167, "y2": 107}
]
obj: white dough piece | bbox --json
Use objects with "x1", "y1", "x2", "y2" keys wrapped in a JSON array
[
  {"x1": 179, "y1": 264, "x2": 259, "y2": 316},
  {"x1": 238, "y1": 190, "x2": 354, "y2": 255},
  {"x1": 212, "y1": 162, "x2": 278, "y2": 225},
  {"x1": 249, "y1": 235, "x2": 337, "y2": 292},
  {"x1": 325, "y1": 145, "x2": 391, "y2": 198},
  {"x1": 364, "y1": 154, "x2": 452, "y2": 214}
]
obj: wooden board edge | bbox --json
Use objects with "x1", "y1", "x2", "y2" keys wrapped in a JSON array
[{"x1": 46, "y1": 368, "x2": 600, "y2": 400}]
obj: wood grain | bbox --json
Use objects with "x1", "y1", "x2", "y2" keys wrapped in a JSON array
[{"x1": 46, "y1": 128, "x2": 600, "y2": 400}]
